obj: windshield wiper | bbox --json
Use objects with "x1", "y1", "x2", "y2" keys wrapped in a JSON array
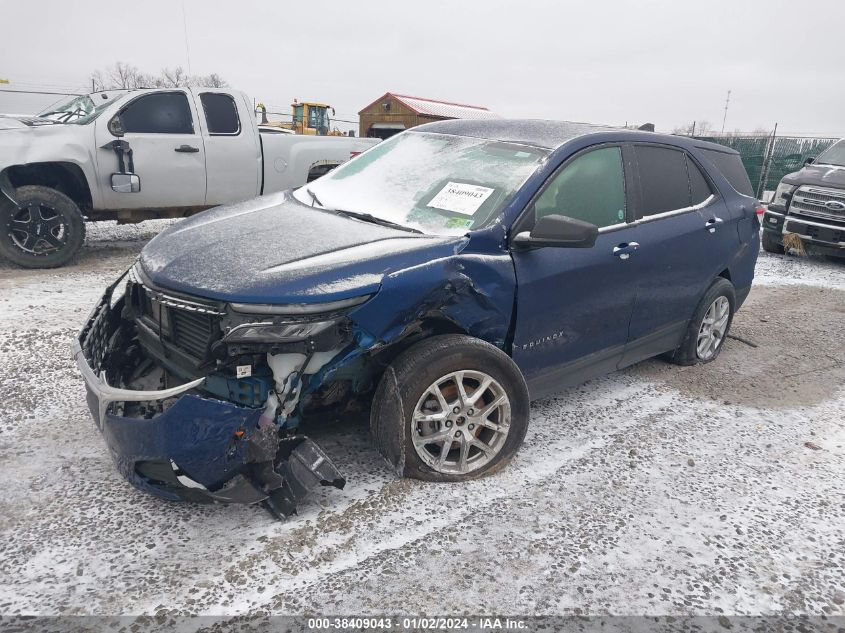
[
  {"x1": 334, "y1": 209, "x2": 423, "y2": 234},
  {"x1": 305, "y1": 187, "x2": 323, "y2": 208}
]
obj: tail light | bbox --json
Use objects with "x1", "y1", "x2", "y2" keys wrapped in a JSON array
[
  {"x1": 755, "y1": 205, "x2": 765, "y2": 216},
  {"x1": 350, "y1": 151, "x2": 361, "y2": 159}
]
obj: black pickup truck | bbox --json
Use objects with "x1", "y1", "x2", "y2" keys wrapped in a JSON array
[{"x1": 762, "y1": 138, "x2": 845, "y2": 258}]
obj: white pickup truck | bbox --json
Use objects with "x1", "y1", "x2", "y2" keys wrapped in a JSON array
[{"x1": 0, "y1": 87, "x2": 378, "y2": 268}]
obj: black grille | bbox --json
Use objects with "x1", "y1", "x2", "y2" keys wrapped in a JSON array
[
  {"x1": 170, "y1": 307, "x2": 216, "y2": 359},
  {"x1": 127, "y1": 268, "x2": 223, "y2": 363}
]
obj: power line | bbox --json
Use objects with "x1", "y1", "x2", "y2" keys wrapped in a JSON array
[{"x1": 0, "y1": 88, "x2": 83, "y2": 96}]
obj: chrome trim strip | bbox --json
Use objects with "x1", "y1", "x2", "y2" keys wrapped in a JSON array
[
  {"x1": 764, "y1": 209, "x2": 785, "y2": 218},
  {"x1": 129, "y1": 264, "x2": 225, "y2": 316},
  {"x1": 72, "y1": 339, "x2": 204, "y2": 426},
  {"x1": 229, "y1": 294, "x2": 372, "y2": 315},
  {"x1": 597, "y1": 195, "x2": 716, "y2": 234}
]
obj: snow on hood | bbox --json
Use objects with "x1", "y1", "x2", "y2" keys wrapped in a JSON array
[
  {"x1": 783, "y1": 163, "x2": 845, "y2": 189},
  {"x1": 0, "y1": 116, "x2": 31, "y2": 130},
  {"x1": 139, "y1": 191, "x2": 465, "y2": 304}
]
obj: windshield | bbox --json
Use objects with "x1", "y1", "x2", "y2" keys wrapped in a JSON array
[
  {"x1": 815, "y1": 139, "x2": 845, "y2": 167},
  {"x1": 38, "y1": 94, "x2": 112, "y2": 124},
  {"x1": 294, "y1": 131, "x2": 548, "y2": 236}
]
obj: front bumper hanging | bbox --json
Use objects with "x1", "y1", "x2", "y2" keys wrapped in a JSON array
[{"x1": 71, "y1": 270, "x2": 345, "y2": 518}]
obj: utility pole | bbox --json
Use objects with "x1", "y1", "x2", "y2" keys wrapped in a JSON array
[{"x1": 720, "y1": 90, "x2": 731, "y2": 135}]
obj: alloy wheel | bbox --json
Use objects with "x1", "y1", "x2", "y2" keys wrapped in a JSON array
[
  {"x1": 696, "y1": 296, "x2": 730, "y2": 360},
  {"x1": 8, "y1": 203, "x2": 69, "y2": 255},
  {"x1": 411, "y1": 370, "x2": 511, "y2": 475}
]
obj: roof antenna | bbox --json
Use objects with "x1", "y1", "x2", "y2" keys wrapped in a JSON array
[
  {"x1": 638, "y1": 123, "x2": 655, "y2": 132},
  {"x1": 182, "y1": 0, "x2": 192, "y2": 76}
]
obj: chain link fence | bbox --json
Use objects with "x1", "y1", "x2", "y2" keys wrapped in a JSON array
[{"x1": 693, "y1": 134, "x2": 838, "y2": 199}]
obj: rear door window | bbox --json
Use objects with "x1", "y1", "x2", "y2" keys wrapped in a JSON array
[
  {"x1": 700, "y1": 149, "x2": 754, "y2": 196},
  {"x1": 533, "y1": 146, "x2": 627, "y2": 229},
  {"x1": 200, "y1": 93, "x2": 240, "y2": 135},
  {"x1": 635, "y1": 145, "x2": 691, "y2": 216},
  {"x1": 119, "y1": 92, "x2": 194, "y2": 134},
  {"x1": 687, "y1": 156, "x2": 713, "y2": 205}
]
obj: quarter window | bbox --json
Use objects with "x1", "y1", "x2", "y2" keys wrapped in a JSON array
[
  {"x1": 200, "y1": 93, "x2": 240, "y2": 135},
  {"x1": 700, "y1": 149, "x2": 754, "y2": 196},
  {"x1": 635, "y1": 146, "x2": 690, "y2": 215},
  {"x1": 118, "y1": 92, "x2": 194, "y2": 134},
  {"x1": 534, "y1": 146, "x2": 627, "y2": 229}
]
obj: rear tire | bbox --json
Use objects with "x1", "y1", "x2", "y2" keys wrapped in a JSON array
[
  {"x1": 370, "y1": 334, "x2": 529, "y2": 482},
  {"x1": 668, "y1": 278, "x2": 735, "y2": 366},
  {"x1": 761, "y1": 229, "x2": 784, "y2": 254},
  {"x1": 0, "y1": 185, "x2": 85, "y2": 268}
]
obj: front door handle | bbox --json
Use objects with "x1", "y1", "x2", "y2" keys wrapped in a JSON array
[
  {"x1": 613, "y1": 241, "x2": 640, "y2": 260},
  {"x1": 175, "y1": 145, "x2": 199, "y2": 153},
  {"x1": 705, "y1": 217, "x2": 724, "y2": 233}
]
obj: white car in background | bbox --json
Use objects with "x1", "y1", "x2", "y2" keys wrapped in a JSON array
[{"x1": 0, "y1": 87, "x2": 378, "y2": 267}]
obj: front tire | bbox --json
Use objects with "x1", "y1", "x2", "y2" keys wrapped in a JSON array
[
  {"x1": 761, "y1": 229, "x2": 784, "y2": 254},
  {"x1": 370, "y1": 334, "x2": 530, "y2": 482},
  {"x1": 668, "y1": 278, "x2": 736, "y2": 366},
  {"x1": 0, "y1": 185, "x2": 85, "y2": 268}
]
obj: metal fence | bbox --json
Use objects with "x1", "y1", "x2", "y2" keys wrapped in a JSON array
[{"x1": 693, "y1": 134, "x2": 838, "y2": 199}]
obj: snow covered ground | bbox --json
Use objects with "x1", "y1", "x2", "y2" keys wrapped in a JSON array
[{"x1": 0, "y1": 227, "x2": 843, "y2": 620}]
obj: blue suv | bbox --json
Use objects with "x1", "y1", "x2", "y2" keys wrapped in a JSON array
[{"x1": 74, "y1": 120, "x2": 760, "y2": 518}]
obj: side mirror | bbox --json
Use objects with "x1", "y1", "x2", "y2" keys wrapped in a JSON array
[
  {"x1": 111, "y1": 173, "x2": 140, "y2": 193},
  {"x1": 804, "y1": 156, "x2": 815, "y2": 166},
  {"x1": 513, "y1": 214, "x2": 599, "y2": 249},
  {"x1": 108, "y1": 114, "x2": 125, "y2": 137}
]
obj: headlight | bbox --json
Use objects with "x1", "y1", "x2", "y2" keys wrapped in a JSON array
[
  {"x1": 772, "y1": 181, "x2": 795, "y2": 206},
  {"x1": 223, "y1": 320, "x2": 336, "y2": 343}
]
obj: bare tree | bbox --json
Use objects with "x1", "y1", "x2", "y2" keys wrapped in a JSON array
[
  {"x1": 90, "y1": 62, "x2": 229, "y2": 91},
  {"x1": 195, "y1": 73, "x2": 228, "y2": 88},
  {"x1": 672, "y1": 121, "x2": 696, "y2": 136},
  {"x1": 91, "y1": 62, "x2": 147, "y2": 90}
]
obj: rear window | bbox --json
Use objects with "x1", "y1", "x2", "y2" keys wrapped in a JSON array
[
  {"x1": 700, "y1": 148, "x2": 754, "y2": 196},
  {"x1": 200, "y1": 93, "x2": 240, "y2": 135},
  {"x1": 635, "y1": 146, "x2": 691, "y2": 215}
]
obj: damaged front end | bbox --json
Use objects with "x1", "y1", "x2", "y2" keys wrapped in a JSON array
[{"x1": 71, "y1": 265, "x2": 351, "y2": 519}]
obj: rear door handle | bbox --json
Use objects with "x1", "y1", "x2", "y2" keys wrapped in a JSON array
[
  {"x1": 613, "y1": 241, "x2": 640, "y2": 260},
  {"x1": 175, "y1": 145, "x2": 199, "y2": 153},
  {"x1": 705, "y1": 217, "x2": 724, "y2": 233}
]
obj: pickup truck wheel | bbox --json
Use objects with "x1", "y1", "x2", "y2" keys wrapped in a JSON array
[
  {"x1": 667, "y1": 277, "x2": 735, "y2": 366},
  {"x1": 761, "y1": 229, "x2": 784, "y2": 254},
  {"x1": 370, "y1": 334, "x2": 530, "y2": 482},
  {"x1": 0, "y1": 185, "x2": 85, "y2": 268}
]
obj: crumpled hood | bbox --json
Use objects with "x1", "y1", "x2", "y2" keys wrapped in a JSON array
[
  {"x1": 139, "y1": 192, "x2": 466, "y2": 303},
  {"x1": 783, "y1": 163, "x2": 845, "y2": 189},
  {"x1": 0, "y1": 115, "x2": 60, "y2": 129}
]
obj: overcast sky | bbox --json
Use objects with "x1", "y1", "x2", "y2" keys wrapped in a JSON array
[{"x1": 1, "y1": 0, "x2": 843, "y2": 136}]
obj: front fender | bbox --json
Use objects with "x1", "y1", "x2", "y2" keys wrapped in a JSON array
[
  {"x1": 0, "y1": 124, "x2": 101, "y2": 208},
  {"x1": 348, "y1": 239, "x2": 516, "y2": 352}
]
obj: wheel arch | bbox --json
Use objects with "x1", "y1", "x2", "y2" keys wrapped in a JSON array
[{"x1": 2, "y1": 162, "x2": 93, "y2": 212}]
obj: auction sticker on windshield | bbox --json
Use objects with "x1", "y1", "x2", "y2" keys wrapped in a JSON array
[{"x1": 427, "y1": 182, "x2": 495, "y2": 216}]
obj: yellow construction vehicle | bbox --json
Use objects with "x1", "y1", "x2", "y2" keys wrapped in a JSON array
[{"x1": 257, "y1": 100, "x2": 344, "y2": 136}]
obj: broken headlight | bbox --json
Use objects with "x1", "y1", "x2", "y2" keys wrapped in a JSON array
[{"x1": 223, "y1": 320, "x2": 336, "y2": 344}]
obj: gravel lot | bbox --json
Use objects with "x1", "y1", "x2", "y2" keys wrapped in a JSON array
[{"x1": 0, "y1": 223, "x2": 843, "y2": 619}]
